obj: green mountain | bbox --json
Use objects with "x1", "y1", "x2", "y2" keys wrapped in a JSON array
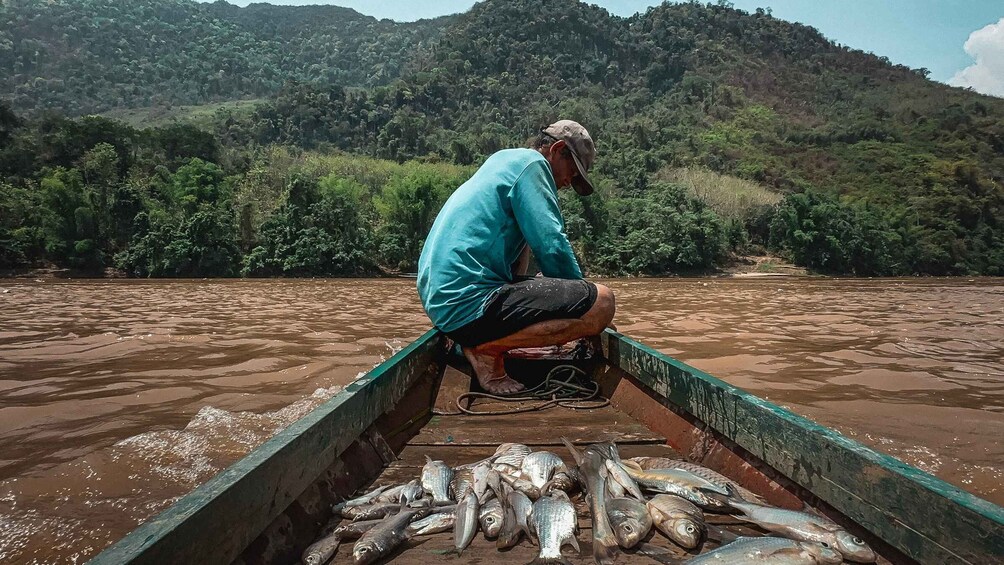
[
  {"x1": 1, "y1": 0, "x2": 1002, "y2": 276},
  {"x1": 0, "y1": 0, "x2": 443, "y2": 115}
]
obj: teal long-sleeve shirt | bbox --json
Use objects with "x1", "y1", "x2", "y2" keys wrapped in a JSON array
[{"x1": 417, "y1": 149, "x2": 583, "y2": 333}]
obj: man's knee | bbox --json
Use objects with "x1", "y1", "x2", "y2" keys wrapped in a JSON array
[{"x1": 586, "y1": 283, "x2": 615, "y2": 331}]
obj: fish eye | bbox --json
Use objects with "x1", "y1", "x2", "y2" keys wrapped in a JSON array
[
  {"x1": 624, "y1": 525, "x2": 633, "y2": 533},
  {"x1": 852, "y1": 537, "x2": 864, "y2": 545},
  {"x1": 486, "y1": 517, "x2": 495, "y2": 524},
  {"x1": 820, "y1": 542, "x2": 831, "y2": 548},
  {"x1": 686, "y1": 525, "x2": 696, "y2": 533}
]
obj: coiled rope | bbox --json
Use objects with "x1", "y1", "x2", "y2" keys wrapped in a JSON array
[{"x1": 441, "y1": 364, "x2": 610, "y2": 416}]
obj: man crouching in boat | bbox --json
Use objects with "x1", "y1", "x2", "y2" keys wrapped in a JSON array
[{"x1": 417, "y1": 120, "x2": 615, "y2": 395}]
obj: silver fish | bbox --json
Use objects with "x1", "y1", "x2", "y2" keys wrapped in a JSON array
[
  {"x1": 472, "y1": 461, "x2": 492, "y2": 502},
  {"x1": 454, "y1": 489, "x2": 480, "y2": 554},
  {"x1": 522, "y1": 451, "x2": 567, "y2": 489},
  {"x1": 372, "y1": 480, "x2": 423, "y2": 504},
  {"x1": 302, "y1": 529, "x2": 341, "y2": 565},
  {"x1": 621, "y1": 460, "x2": 731, "y2": 510},
  {"x1": 352, "y1": 506, "x2": 425, "y2": 565},
  {"x1": 685, "y1": 536, "x2": 843, "y2": 564},
  {"x1": 482, "y1": 469, "x2": 503, "y2": 503},
  {"x1": 407, "y1": 511, "x2": 456, "y2": 536},
  {"x1": 729, "y1": 497, "x2": 877, "y2": 563},
  {"x1": 562, "y1": 438, "x2": 618, "y2": 564},
  {"x1": 542, "y1": 469, "x2": 579, "y2": 495},
  {"x1": 333, "y1": 484, "x2": 390, "y2": 513},
  {"x1": 342, "y1": 502, "x2": 404, "y2": 522},
  {"x1": 606, "y1": 497, "x2": 653, "y2": 549},
  {"x1": 606, "y1": 475, "x2": 626, "y2": 499},
  {"x1": 528, "y1": 490, "x2": 580, "y2": 565},
  {"x1": 372, "y1": 484, "x2": 406, "y2": 504},
  {"x1": 629, "y1": 456, "x2": 681, "y2": 468},
  {"x1": 453, "y1": 444, "x2": 522, "y2": 471},
  {"x1": 605, "y1": 458, "x2": 645, "y2": 501},
  {"x1": 493, "y1": 442, "x2": 532, "y2": 469},
  {"x1": 479, "y1": 498, "x2": 504, "y2": 539},
  {"x1": 586, "y1": 441, "x2": 645, "y2": 502},
  {"x1": 451, "y1": 467, "x2": 474, "y2": 501},
  {"x1": 303, "y1": 519, "x2": 384, "y2": 563},
  {"x1": 493, "y1": 461, "x2": 523, "y2": 479},
  {"x1": 499, "y1": 471, "x2": 542, "y2": 499},
  {"x1": 400, "y1": 480, "x2": 424, "y2": 505},
  {"x1": 422, "y1": 456, "x2": 453, "y2": 504},
  {"x1": 454, "y1": 458, "x2": 492, "y2": 471},
  {"x1": 497, "y1": 442, "x2": 533, "y2": 458},
  {"x1": 332, "y1": 518, "x2": 384, "y2": 540},
  {"x1": 630, "y1": 457, "x2": 764, "y2": 503},
  {"x1": 497, "y1": 488, "x2": 534, "y2": 549},
  {"x1": 647, "y1": 494, "x2": 706, "y2": 549}
]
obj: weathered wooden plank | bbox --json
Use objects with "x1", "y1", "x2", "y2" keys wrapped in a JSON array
[
  {"x1": 413, "y1": 407, "x2": 664, "y2": 446},
  {"x1": 88, "y1": 329, "x2": 444, "y2": 565},
  {"x1": 602, "y1": 330, "x2": 1004, "y2": 565}
]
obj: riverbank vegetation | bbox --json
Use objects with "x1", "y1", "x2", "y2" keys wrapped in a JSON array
[{"x1": 2, "y1": 0, "x2": 1002, "y2": 276}]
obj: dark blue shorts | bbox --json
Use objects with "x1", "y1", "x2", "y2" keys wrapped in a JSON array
[{"x1": 446, "y1": 277, "x2": 598, "y2": 348}]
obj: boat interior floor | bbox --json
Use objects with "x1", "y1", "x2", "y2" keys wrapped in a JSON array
[{"x1": 330, "y1": 376, "x2": 793, "y2": 564}]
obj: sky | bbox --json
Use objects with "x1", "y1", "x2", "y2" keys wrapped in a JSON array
[{"x1": 202, "y1": 0, "x2": 1004, "y2": 97}]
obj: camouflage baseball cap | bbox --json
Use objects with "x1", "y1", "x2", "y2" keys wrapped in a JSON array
[{"x1": 542, "y1": 119, "x2": 596, "y2": 196}]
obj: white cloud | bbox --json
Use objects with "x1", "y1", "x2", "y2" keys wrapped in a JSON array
[{"x1": 950, "y1": 18, "x2": 1004, "y2": 97}]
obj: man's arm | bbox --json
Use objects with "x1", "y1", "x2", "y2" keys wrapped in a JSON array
[
  {"x1": 511, "y1": 244, "x2": 531, "y2": 277},
  {"x1": 510, "y1": 160, "x2": 583, "y2": 279}
]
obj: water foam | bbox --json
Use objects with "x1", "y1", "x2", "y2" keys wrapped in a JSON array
[{"x1": 114, "y1": 384, "x2": 346, "y2": 486}]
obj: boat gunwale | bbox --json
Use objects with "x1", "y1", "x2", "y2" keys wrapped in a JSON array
[
  {"x1": 602, "y1": 329, "x2": 1004, "y2": 565},
  {"x1": 86, "y1": 328, "x2": 1004, "y2": 565},
  {"x1": 86, "y1": 329, "x2": 442, "y2": 565}
]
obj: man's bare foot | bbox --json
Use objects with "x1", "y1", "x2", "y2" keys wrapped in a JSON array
[
  {"x1": 462, "y1": 346, "x2": 525, "y2": 395},
  {"x1": 480, "y1": 374, "x2": 525, "y2": 395}
]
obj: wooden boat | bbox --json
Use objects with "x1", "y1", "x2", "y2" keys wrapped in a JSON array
[{"x1": 89, "y1": 330, "x2": 1004, "y2": 565}]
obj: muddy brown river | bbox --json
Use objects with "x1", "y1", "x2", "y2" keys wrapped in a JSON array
[{"x1": 0, "y1": 277, "x2": 1001, "y2": 563}]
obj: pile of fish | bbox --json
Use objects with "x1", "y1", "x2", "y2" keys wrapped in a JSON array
[{"x1": 302, "y1": 440, "x2": 878, "y2": 564}]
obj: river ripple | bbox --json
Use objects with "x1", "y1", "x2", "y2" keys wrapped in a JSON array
[{"x1": 0, "y1": 277, "x2": 1001, "y2": 563}]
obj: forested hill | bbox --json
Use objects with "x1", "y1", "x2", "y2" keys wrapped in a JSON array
[
  {"x1": 0, "y1": 0, "x2": 444, "y2": 115},
  {"x1": 1, "y1": 0, "x2": 1002, "y2": 276}
]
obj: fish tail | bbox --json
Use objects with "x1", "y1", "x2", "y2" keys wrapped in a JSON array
[
  {"x1": 592, "y1": 538, "x2": 619, "y2": 565},
  {"x1": 540, "y1": 477, "x2": 556, "y2": 496},
  {"x1": 567, "y1": 534, "x2": 580, "y2": 553},
  {"x1": 528, "y1": 557, "x2": 573, "y2": 565},
  {"x1": 560, "y1": 437, "x2": 584, "y2": 466}
]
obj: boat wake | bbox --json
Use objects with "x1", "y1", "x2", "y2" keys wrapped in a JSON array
[
  {"x1": 0, "y1": 382, "x2": 353, "y2": 565},
  {"x1": 116, "y1": 384, "x2": 349, "y2": 486}
]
